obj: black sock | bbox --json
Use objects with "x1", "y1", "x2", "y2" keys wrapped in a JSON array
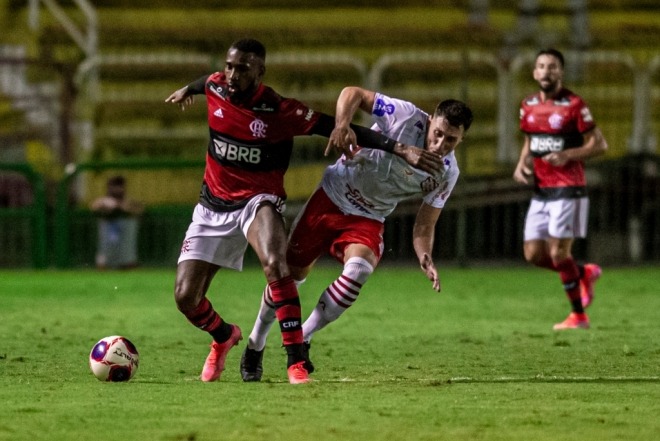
[
  {"x1": 285, "y1": 343, "x2": 304, "y2": 367},
  {"x1": 571, "y1": 299, "x2": 585, "y2": 314},
  {"x1": 210, "y1": 321, "x2": 233, "y2": 344}
]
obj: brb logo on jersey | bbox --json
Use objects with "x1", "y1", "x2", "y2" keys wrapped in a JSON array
[
  {"x1": 213, "y1": 139, "x2": 262, "y2": 164},
  {"x1": 373, "y1": 99, "x2": 395, "y2": 117},
  {"x1": 530, "y1": 135, "x2": 565, "y2": 154},
  {"x1": 249, "y1": 118, "x2": 267, "y2": 138}
]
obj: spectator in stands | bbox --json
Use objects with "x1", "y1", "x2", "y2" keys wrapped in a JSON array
[
  {"x1": 164, "y1": 38, "x2": 441, "y2": 385},
  {"x1": 90, "y1": 175, "x2": 144, "y2": 270},
  {"x1": 240, "y1": 87, "x2": 473, "y2": 381},
  {"x1": 512, "y1": 48, "x2": 607, "y2": 331}
]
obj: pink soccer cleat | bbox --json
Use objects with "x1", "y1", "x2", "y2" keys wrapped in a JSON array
[
  {"x1": 287, "y1": 361, "x2": 311, "y2": 384},
  {"x1": 553, "y1": 312, "x2": 590, "y2": 330},
  {"x1": 201, "y1": 325, "x2": 243, "y2": 382},
  {"x1": 580, "y1": 263, "x2": 602, "y2": 308}
]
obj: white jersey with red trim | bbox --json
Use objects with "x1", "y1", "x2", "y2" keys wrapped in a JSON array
[
  {"x1": 321, "y1": 93, "x2": 459, "y2": 222},
  {"x1": 200, "y1": 72, "x2": 320, "y2": 210},
  {"x1": 519, "y1": 87, "x2": 596, "y2": 200}
]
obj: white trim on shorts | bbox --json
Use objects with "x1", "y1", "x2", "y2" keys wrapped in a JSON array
[
  {"x1": 177, "y1": 194, "x2": 285, "y2": 270},
  {"x1": 524, "y1": 197, "x2": 589, "y2": 241}
]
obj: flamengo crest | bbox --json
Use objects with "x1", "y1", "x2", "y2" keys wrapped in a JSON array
[{"x1": 249, "y1": 118, "x2": 268, "y2": 138}]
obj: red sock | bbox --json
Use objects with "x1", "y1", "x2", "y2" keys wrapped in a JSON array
[
  {"x1": 555, "y1": 258, "x2": 583, "y2": 313},
  {"x1": 183, "y1": 297, "x2": 222, "y2": 333},
  {"x1": 269, "y1": 276, "x2": 303, "y2": 346}
]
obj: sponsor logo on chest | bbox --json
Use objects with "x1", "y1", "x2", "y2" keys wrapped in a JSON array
[
  {"x1": 344, "y1": 184, "x2": 374, "y2": 214},
  {"x1": 530, "y1": 135, "x2": 565, "y2": 153},
  {"x1": 210, "y1": 117, "x2": 272, "y2": 164},
  {"x1": 213, "y1": 139, "x2": 262, "y2": 164}
]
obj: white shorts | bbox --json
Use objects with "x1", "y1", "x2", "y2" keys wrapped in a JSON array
[
  {"x1": 524, "y1": 197, "x2": 589, "y2": 241},
  {"x1": 178, "y1": 194, "x2": 285, "y2": 270}
]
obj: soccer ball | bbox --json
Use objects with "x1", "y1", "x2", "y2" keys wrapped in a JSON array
[{"x1": 89, "y1": 336, "x2": 139, "y2": 382}]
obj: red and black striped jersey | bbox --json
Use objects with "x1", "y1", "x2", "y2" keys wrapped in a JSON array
[
  {"x1": 519, "y1": 88, "x2": 596, "y2": 200},
  {"x1": 199, "y1": 72, "x2": 321, "y2": 210}
]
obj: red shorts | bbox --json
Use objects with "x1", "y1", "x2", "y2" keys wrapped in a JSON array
[{"x1": 287, "y1": 187, "x2": 384, "y2": 267}]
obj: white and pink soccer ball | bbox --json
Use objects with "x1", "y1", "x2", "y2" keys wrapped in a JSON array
[{"x1": 89, "y1": 336, "x2": 139, "y2": 382}]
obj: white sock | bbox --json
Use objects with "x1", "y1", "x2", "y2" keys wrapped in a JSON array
[
  {"x1": 248, "y1": 279, "x2": 306, "y2": 351},
  {"x1": 303, "y1": 257, "x2": 373, "y2": 342},
  {"x1": 247, "y1": 286, "x2": 276, "y2": 351}
]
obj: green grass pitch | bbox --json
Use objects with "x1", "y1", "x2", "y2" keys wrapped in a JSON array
[{"x1": 1, "y1": 265, "x2": 659, "y2": 441}]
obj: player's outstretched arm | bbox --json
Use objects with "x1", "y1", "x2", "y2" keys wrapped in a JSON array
[
  {"x1": 413, "y1": 203, "x2": 443, "y2": 292},
  {"x1": 316, "y1": 86, "x2": 443, "y2": 172},
  {"x1": 324, "y1": 120, "x2": 358, "y2": 159},
  {"x1": 345, "y1": 87, "x2": 443, "y2": 172},
  {"x1": 316, "y1": 115, "x2": 442, "y2": 174},
  {"x1": 165, "y1": 87, "x2": 195, "y2": 110},
  {"x1": 165, "y1": 75, "x2": 209, "y2": 110},
  {"x1": 322, "y1": 87, "x2": 376, "y2": 159}
]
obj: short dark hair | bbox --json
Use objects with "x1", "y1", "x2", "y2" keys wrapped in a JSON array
[
  {"x1": 434, "y1": 99, "x2": 473, "y2": 132},
  {"x1": 536, "y1": 48, "x2": 564, "y2": 68},
  {"x1": 230, "y1": 38, "x2": 266, "y2": 61}
]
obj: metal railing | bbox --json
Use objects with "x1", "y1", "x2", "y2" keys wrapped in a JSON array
[
  {"x1": 1, "y1": 48, "x2": 659, "y2": 267},
  {"x1": 1, "y1": 154, "x2": 657, "y2": 268},
  {"x1": 53, "y1": 159, "x2": 204, "y2": 268}
]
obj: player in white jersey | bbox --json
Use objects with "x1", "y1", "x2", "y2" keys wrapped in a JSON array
[{"x1": 240, "y1": 87, "x2": 473, "y2": 381}]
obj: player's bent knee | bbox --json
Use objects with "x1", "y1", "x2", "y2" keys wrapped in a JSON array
[
  {"x1": 173, "y1": 281, "x2": 201, "y2": 312},
  {"x1": 260, "y1": 258, "x2": 289, "y2": 282}
]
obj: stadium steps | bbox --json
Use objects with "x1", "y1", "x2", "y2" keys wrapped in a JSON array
[
  {"x1": 31, "y1": 5, "x2": 660, "y2": 58},
  {"x1": 83, "y1": 49, "x2": 368, "y2": 161},
  {"x1": 3, "y1": 1, "x2": 657, "y2": 174}
]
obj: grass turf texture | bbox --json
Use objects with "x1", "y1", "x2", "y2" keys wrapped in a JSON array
[{"x1": 1, "y1": 265, "x2": 658, "y2": 441}]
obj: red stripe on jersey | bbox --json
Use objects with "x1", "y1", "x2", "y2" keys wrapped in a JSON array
[
  {"x1": 532, "y1": 158, "x2": 586, "y2": 189},
  {"x1": 201, "y1": 72, "x2": 321, "y2": 203},
  {"x1": 203, "y1": 154, "x2": 287, "y2": 202}
]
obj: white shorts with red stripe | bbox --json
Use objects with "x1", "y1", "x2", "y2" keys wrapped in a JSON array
[
  {"x1": 524, "y1": 197, "x2": 589, "y2": 241},
  {"x1": 178, "y1": 194, "x2": 285, "y2": 270}
]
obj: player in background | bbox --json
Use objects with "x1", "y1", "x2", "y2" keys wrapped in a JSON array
[
  {"x1": 513, "y1": 48, "x2": 608, "y2": 331},
  {"x1": 240, "y1": 86, "x2": 473, "y2": 381},
  {"x1": 165, "y1": 39, "x2": 442, "y2": 384}
]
